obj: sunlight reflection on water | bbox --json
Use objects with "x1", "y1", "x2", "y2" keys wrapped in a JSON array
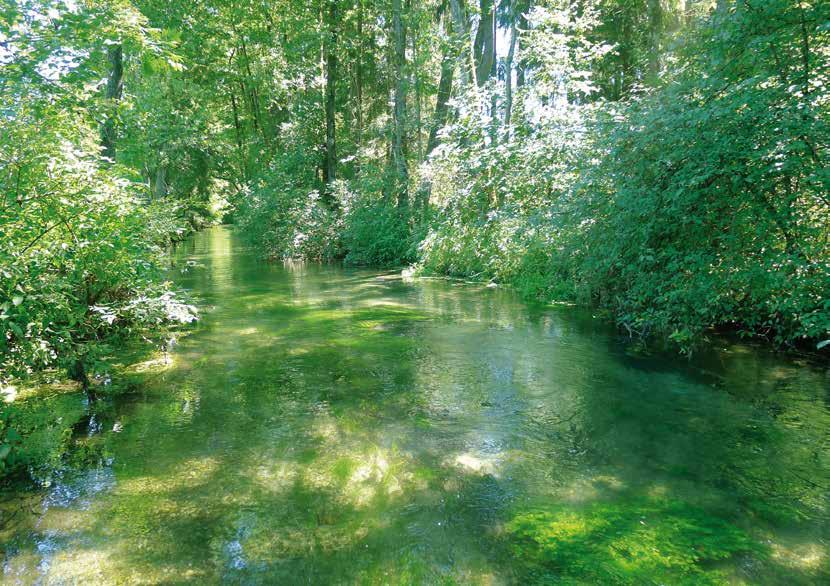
[{"x1": 2, "y1": 226, "x2": 828, "y2": 584}]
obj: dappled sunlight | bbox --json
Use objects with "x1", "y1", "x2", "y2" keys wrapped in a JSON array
[
  {"x1": 554, "y1": 475, "x2": 627, "y2": 504},
  {"x1": 3, "y1": 537, "x2": 115, "y2": 584},
  {"x1": 119, "y1": 456, "x2": 220, "y2": 496},
  {"x1": 307, "y1": 447, "x2": 415, "y2": 509},
  {"x1": 300, "y1": 414, "x2": 419, "y2": 509},
  {"x1": 4, "y1": 0, "x2": 828, "y2": 577},
  {"x1": 285, "y1": 345, "x2": 312, "y2": 357},
  {"x1": 10, "y1": 378, "x2": 80, "y2": 402},
  {"x1": 359, "y1": 298, "x2": 421, "y2": 311},
  {"x1": 771, "y1": 541, "x2": 827, "y2": 572},
  {"x1": 308, "y1": 409, "x2": 340, "y2": 444},
  {"x1": 121, "y1": 354, "x2": 175, "y2": 375},
  {"x1": 450, "y1": 452, "x2": 501, "y2": 476},
  {"x1": 1, "y1": 384, "x2": 17, "y2": 403},
  {"x1": 253, "y1": 460, "x2": 298, "y2": 494}
]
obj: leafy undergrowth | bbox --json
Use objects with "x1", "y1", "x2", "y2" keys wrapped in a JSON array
[{"x1": 505, "y1": 498, "x2": 763, "y2": 585}]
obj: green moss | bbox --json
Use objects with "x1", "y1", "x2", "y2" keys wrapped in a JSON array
[
  {"x1": 332, "y1": 457, "x2": 358, "y2": 484},
  {"x1": 506, "y1": 498, "x2": 763, "y2": 585}
]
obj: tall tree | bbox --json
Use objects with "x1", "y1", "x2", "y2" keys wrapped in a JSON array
[
  {"x1": 355, "y1": 0, "x2": 365, "y2": 157},
  {"x1": 516, "y1": 7, "x2": 528, "y2": 88},
  {"x1": 449, "y1": 0, "x2": 476, "y2": 88},
  {"x1": 427, "y1": 12, "x2": 456, "y2": 154},
  {"x1": 324, "y1": 0, "x2": 338, "y2": 191},
  {"x1": 101, "y1": 43, "x2": 124, "y2": 161},
  {"x1": 390, "y1": 0, "x2": 409, "y2": 208},
  {"x1": 473, "y1": 0, "x2": 497, "y2": 86},
  {"x1": 503, "y1": 1, "x2": 518, "y2": 131},
  {"x1": 647, "y1": 0, "x2": 663, "y2": 80}
]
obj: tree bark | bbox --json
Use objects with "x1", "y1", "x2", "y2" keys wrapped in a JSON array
[
  {"x1": 356, "y1": 0, "x2": 364, "y2": 159},
  {"x1": 238, "y1": 37, "x2": 263, "y2": 136},
  {"x1": 504, "y1": 12, "x2": 517, "y2": 132},
  {"x1": 230, "y1": 92, "x2": 247, "y2": 180},
  {"x1": 324, "y1": 0, "x2": 337, "y2": 191},
  {"x1": 516, "y1": 11, "x2": 527, "y2": 88},
  {"x1": 153, "y1": 165, "x2": 168, "y2": 200},
  {"x1": 412, "y1": 21, "x2": 423, "y2": 162},
  {"x1": 473, "y1": 0, "x2": 495, "y2": 87},
  {"x1": 449, "y1": 0, "x2": 475, "y2": 89},
  {"x1": 391, "y1": 0, "x2": 409, "y2": 209},
  {"x1": 647, "y1": 0, "x2": 662, "y2": 82},
  {"x1": 101, "y1": 43, "x2": 123, "y2": 162},
  {"x1": 426, "y1": 38, "x2": 455, "y2": 155},
  {"x1": 798, "y1": 1, "x2": 811, "y2": 96}
]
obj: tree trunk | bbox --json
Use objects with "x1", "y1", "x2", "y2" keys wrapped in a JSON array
[
  {"x1": 154, "y1": 166, "x2": 168, "y2": 200},
  {"x1": 449, "y1": 0, "x2": 475, "y2": 89},
  {"x1": 426, "y1": 31, "x2": 455, "y2": 155},
  {"x1": 617, "y1": 19, "x2": 631, "y2": 99},
  {"x1": 504, "y1": 13, "x2": 517, "y2": 133},
  {"x1": 238, "y1": 37, "x2": 263, "y2": 136},
  {"x1": 324, "y1": 0, "x2": 337, "y2": 192},
  {"x1": 412, "y1": 23, "x2": 423, "y2": 162},
  {"x1": 516, "y1": 11, "x2": 527, "y2": 88},
  {"x1": 69, "y1": 357, "x2": 95, "y2": 403},
  {"x1": 356, "y1": 0, "x2": 364, "y2": 160},
  {"x1": 101, "y1": 43, "x2": 123, "y2": 162},
  {"x1": 230, "y1": 92, "x2": 247, "y2": 180},
  {"x1": 647, "y1": 0, "x2": 662, "y2": 82},
  {"x1": 391, "y1": 0, "x2": 409, "y2": 210},
  {"x1": 473, "y1": 0, "x2": 495, "y2": 87},
  {"x1": 798, "y1": 1, "x2": 811, "y2": 96},
  {"x1": 488, "y1": 1, "x2": 497, "y2": 140}
]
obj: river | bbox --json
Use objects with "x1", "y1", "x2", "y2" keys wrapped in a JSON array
[{"x1": 2, "y1": 226, "x2": 828, "y2": 584}]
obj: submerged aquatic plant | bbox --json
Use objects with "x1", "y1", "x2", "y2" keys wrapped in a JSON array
[{"x1": 506, "y1": 498, "x2": 763, "y2": 584}]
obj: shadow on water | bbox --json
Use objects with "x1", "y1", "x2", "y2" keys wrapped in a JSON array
[{"x1": 2, "y1": 226, "x2": 828, "y2": 584}]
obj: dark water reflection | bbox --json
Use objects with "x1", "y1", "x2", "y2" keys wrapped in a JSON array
[{"x1": 2, "y1": 227, "x2": 828, "y2": 584}]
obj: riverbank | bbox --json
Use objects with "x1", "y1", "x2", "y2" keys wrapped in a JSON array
[
  {"x1": 1, "y1": 214, "x2": 204, "y2": 486},
  {"x1": 1, "y1": 329, "x2": 190, "y2": 488}
]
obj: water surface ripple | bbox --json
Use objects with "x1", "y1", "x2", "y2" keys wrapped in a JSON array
[{"x1": 2, "y1": 227, "x2": 828, "y2": 584}]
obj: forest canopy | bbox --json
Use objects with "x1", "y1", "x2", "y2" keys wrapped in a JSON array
[{"x1": 1, "y1": 0, "x2": 829, "y2": 389}]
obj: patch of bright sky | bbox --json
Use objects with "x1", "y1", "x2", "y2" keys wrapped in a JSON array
[
  {"x1": 1, "y1": 0, "x2": 85, "y2": 78},
  {"x1": 38, "y1": 48, "x2": 88, "y2": 81}
]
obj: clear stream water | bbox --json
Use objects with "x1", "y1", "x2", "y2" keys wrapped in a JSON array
[{"x1": 1, "y1": 227, "x2": 828, "y2": 584}]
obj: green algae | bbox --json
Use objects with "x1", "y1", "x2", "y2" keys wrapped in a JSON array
[{"x1": 506, "y1": 498, "x2": 762, "y2": 585}]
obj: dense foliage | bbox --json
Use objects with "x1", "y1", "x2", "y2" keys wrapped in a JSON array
[
  {"x1": 0, "y1": 104, "x2": 194, "y2": 377},
  {"x1": 221, "y1": 0, "x2": 827, "y2": 351},
  {"x1": 418, "y1": 1, "x2": 830, "y2": 349},
  {"x1": 579, "y1": 1, "x2": 830, "y2": 346},
  {"x1": 1, "y1": 2, "x2": 210, "y2": 384}
]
